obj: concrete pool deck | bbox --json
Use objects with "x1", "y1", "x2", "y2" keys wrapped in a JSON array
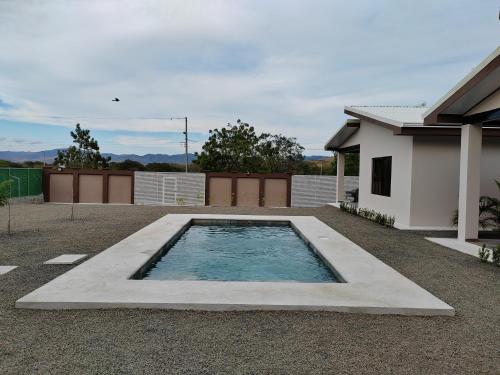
[{"x1": 16, "y1": 214, "x2": 454, "y2": 316}]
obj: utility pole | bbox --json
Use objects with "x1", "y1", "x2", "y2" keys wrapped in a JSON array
[
  {"x1": 184, "y1": 116, "x2": 188, "y2": 173},
  {"x1": 170, "y1": 117, "x2": 189, "y2": 173}
]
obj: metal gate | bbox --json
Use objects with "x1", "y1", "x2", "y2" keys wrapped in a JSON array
[{"x1": 162, "y1": 176, "x2": 177, "y2": 205}]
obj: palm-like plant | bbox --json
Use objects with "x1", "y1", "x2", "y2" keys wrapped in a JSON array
[
  {"x1": 452, "y1": 180, "x2": 500, "y2": 230},
  {"x1": 478, "y1": 195, "x2": 500, "y2": 230}
]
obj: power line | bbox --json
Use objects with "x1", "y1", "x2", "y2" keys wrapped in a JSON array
[{"x1": 0, "y1": 114, "x2": 188, "y2": 120}]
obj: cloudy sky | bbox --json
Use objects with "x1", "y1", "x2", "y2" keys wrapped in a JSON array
[{"x1": 0, "y1": 0, "x2": 498, "y2": 156}]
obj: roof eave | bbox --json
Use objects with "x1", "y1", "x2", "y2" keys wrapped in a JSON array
[
  {"x1": 324, "y1": 119, "x2": 361, "y2": 151},
  {"x1": 424, "y1": 47, "x2": 500, "y2": 126}
]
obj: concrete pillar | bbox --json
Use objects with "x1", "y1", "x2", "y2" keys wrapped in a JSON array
[
  {"x1": 336, "y1": 152, "x2": 345, "y2": 203},
  {"x1": 458, "y1": 124, "x2": 482, "y2": 241}
]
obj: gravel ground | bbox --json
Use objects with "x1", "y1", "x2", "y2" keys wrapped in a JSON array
[{"x1": 0, "y1": 203, "x2": 499, "y2": 374}]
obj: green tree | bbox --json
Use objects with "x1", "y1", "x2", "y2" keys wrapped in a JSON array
[
  {"x1": 194, "y1": 120, "x2": 305, "y2": 173},
  {"x1": 54, "y1": 124, "x2": 110, "y2": 169},
  {"x1": 110, "y1": 159, "x2": 146, "y2": 171},
  {"x1": 331, "y1": 153, "x2": 359, "y2": 176},
  {"x1": 257, "y1": 134, "x2": 305, "y2": 173},
  {"x1": 0, "y1": 179, "x2": 12, "y2": 235},
  {"x1": 145, "y1": 163, "x2": 184, "y2": 172}
]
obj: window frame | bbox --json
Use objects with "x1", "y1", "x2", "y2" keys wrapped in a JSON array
[{"x1": 371, "y1": 156, "x2": 392, "y2": 197}]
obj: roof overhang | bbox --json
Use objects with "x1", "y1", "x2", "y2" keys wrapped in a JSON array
[
  {"x1": 324, "y1": 119, "x2": 360, "y2": 151},
  {"x1": 424, "y1": 47, "x2": 500, "y2": 126},
  {"x1": 326, "y1": 107, "x2": 500, "y2": 151}
]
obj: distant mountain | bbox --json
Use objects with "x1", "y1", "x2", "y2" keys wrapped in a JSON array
[
  {"x1": 305, "y1": 155, "x2": 331, "y2": 161},
  {"x1": 0, "y1": 149, "x2": 196, "y2": 164},
  {"x1": 102, "y1": 152, "x2": 196, "y2": 164},
  {"x1": 0, "y1": 149, "x2": 329, "y2": 164}
]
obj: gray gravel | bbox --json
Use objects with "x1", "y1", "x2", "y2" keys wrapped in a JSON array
[{"x1": 0, "y1": 203, "x2": 499, "y2": 374}]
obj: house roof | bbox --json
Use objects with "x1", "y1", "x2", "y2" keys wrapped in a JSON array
[
  {"x1": 325, "y1": 48, "x2": 500, "y2": 152},
  {"x1": 344, "y1": 106, "x2": 427, "y2": 127},
  {"x1": 324, "y1": 119, "x2": 360, "y2": 151},
  {"x1": 325, "y1": 105, "x2": 500, "y2": 151},
  {"x1": 423, "y1": 47, "x2": 500, "y2": 125}
]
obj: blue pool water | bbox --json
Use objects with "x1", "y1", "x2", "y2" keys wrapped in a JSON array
[{"x1": 141, "y1": 223, "x2": 338, "y2": 282}]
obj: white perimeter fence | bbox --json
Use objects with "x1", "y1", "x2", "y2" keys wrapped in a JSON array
[
  {"x1": 134, "y1": 172, "x2": 205, "y2": 206},
  {"x1": 291, "y1": 175, "x2": 359, "y2": 207},
  {"x1": 134, "y1": 172, "x2": 359, "y2": 207}
]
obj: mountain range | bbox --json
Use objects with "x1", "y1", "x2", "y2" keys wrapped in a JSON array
[
  {"x1": 0, "y1": 149, "x2": 196, "y2": 164},
  {"x1": 0, "y1": 149, "x2": 329, "y2": 164}
]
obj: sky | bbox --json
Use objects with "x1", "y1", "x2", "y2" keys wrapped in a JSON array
[{"x1": 0, "y1": 0, "x2": 498, "y2": 156}]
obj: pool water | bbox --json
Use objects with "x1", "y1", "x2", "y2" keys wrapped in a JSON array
[{"x1": 141, "y1": 223, "x2": 338, "y2": 282}]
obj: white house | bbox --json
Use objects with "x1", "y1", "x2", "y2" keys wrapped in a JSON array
[{"x1": 325, "y1": 47, "x2": 500, "y2": 242}]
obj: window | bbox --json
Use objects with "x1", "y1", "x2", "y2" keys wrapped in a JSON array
[{"x1": 371, "y1": 156, "x2": 392, "y2": 197}]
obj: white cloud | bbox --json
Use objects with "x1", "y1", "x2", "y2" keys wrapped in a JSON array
[{"x1": 0, "y1": 0, "x2": 498, "y2": 155}]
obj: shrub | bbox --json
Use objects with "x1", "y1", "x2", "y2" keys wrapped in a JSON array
[
  {"x1": 451, "y1": 180, "x2": 500, "y2": 230},
  {"x1": 340, "y1": 202, "x2": 395, "y2": 228},
  {"x1": 478, "y1": 244, "x2": 490, "y2": 263},
  {"x1": 491, "y1": 245, "x2": 500, "y2": 267}
]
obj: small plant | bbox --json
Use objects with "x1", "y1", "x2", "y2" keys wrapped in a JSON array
[
  {"x1": 340, "y1": 202, "x2": 395, "y2": 228},
  {"x1": 491, "y1": 245, "x2": 500, "y2": 267},
  {"x1": 176, "y1": 197, "x2": 185, "y2": 206},
  {"x1": 196, "y1": 191, "x2": 203, "y2": 202},
  {"x1": 478, "y1": 244, "x2": 490, "y2": 263},
  {"x1": 340, "y1": 201, "x2": 358, "y2": 215}
]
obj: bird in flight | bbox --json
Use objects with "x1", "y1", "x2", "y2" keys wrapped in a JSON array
[{"x1": 112, "y1": 97, "x2": 120, "y2": 102}]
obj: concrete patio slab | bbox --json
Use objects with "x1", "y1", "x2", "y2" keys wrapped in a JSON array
[
  {"x1": 44, "y1": 254, "x2": 88, "y2": 265},
  {"x1": 0, "y1": 266, "x2": 18, "y2": 275},
  {"x1": 426, "y1": 237, "x2": 493, "y2": 262},
  {"x1": 17, "y1": 214, "x2": 454, "y2": 316}
]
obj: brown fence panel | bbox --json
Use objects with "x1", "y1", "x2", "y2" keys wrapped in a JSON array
[
  {"x1": 108, "y1": 175, "x2": 133, "y2": 204},
  {"x1": 208, "y1": 177, "x2": 232, "y2": 206},
  {"x1": 264, "y1": 178, "x2": 288, "y2": 207},
  {"x1": 49, "y1": 174, "x2": 73, "y2": 203},
  {"x1": 236, "y1": 178, "x2": 260, "y2": 207},
  {"x1": 79, "y1": 175, "x2": 104, "y2": 203},
  {"x1": 205, "y1": 173, "x2": 291, "y2": 207},
  {"x1": 44, "y1": 168, "x2": 134, "y2": 204}
]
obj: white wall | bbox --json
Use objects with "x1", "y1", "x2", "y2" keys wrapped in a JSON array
[
  {"x1": 480, "y1": 137, "x2": 500, "y2": 199},
  {"x1": 355, "y1": 120, "x2": 414, "y2": 227},
  {"x1": 410, "y1": 137, "x2": 460, "y2": 228},
  {"x1": 409, "y1": 136, "x2": 500, "y2": 228},
  {"x1": 338, "y1": 120, "x2": 500, "y2": 229}
]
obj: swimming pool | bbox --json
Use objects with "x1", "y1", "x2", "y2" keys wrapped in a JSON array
[
  {"x1": 139, "y1": 222, "x2": 338, "y2": 282},
  {"x1": 16, "y1": 214, "x2": 454, "y2": 315}
]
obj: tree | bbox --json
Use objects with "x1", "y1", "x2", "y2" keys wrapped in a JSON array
[
  {"x1": 0, "y1": 179, "x2": 12, "y2": 235},
  {"x1": 256, "y1": 134, "x2": 305, "y2": 173},
  {"x1": 145, "y1": 163, "x2": 184, "y2": 172},
  {"x1": 110, "y1": 159, "x2": 146, "y2": 171},
  {"x1": 331, "y1": 153, "x2": 359, "y2": 176},
  {"x1": 194, "y1": 120, "x2": 305, "y2": 173},
  {"x1": 54, "y1": 124, "x2": 110, "y2": 169}
]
